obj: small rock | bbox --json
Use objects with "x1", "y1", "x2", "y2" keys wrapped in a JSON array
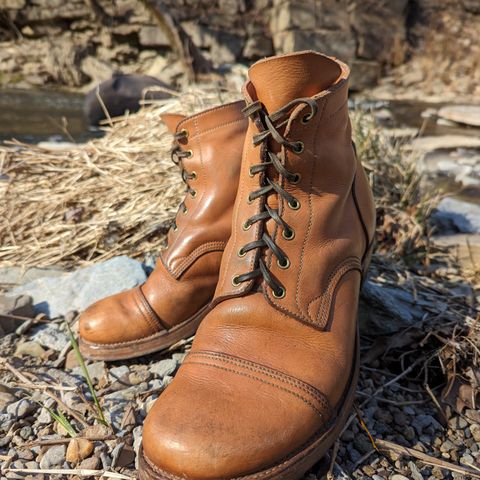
[
  {"x1": 392, "y1": 475, "x2": 410, "y2": 480},
  {"x1": 111, "y1": 443, "x2": 135, "y2": 468},
  {"x1": 150, "y1": 359, "x2": 177, "y2": 377},
  {"x1": 0, "y1": 294, "x2": 34, "y2": 336},
  {"x1": 7, "y1": 256, "x2": 147, "y2": 318},
  {"x1": 39, "y1": 444, "x2": 66, "y2": 468},
  {"x1": 7, "y1": 399, "x2": 35, "y2": 418},
  {"x1": 66, "y1": 438, "x2": 94, "y2": 463},
  {"x1": 109, "y1": 365, "x2": 130, "y2": 383},
  {"x1": 30, "y1": 325, "x2": 69, "y2": 352},
  {"x1": 0, "y1": 391, "x2": 16, "y2": 413},
  {"x1": 79, "y1": 455, "x2": 101, "y2": 470},
  {"x1": 72, "y1": 361, "x2": 107, "y2": 381},
  {"x1": 470, "y1": 424, "x2": 480, "y2": 442},
  {"x1": 15, "y1": 340, "x2": 47, "y2": 358}
]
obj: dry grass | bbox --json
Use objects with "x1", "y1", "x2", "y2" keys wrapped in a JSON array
[{"x1": 0, "y1": 87, "x2": 239, "y2": 269}]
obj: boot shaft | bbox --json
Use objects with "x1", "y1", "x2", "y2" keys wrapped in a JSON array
[
  {"x1": 161, "y1": 101, "x2": 248, "y2": 279},
  {"x1": 214, "y1": 52, "x2": 375, "y2": 327}
]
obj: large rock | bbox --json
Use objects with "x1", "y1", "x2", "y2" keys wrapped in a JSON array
[
  {"x1": 437, "y1": 105, "x2": 480, "y2": 128},
  {"x1": 432, "y1": 198, "x2": 480, "y2": 234},
  {"x1": 7, "y1": 256, "x2": 147, "y2": 318}
]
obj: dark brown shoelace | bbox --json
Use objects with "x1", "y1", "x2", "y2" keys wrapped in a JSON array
[
  {"x1": 233, "y1": 98, "x2": 318, "y2": 298},
  {"x1": 170, "y1": 129, "x2": 197, "y2": 231}
]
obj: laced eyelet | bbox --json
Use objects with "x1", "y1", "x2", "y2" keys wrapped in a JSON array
[
  {"x1": 242, "y1": 221, "x2": 252, "y2": 231},
  {"x1": 277, "y1": 257, "x2": 290, "y2": 269},
  {"x1": 237, "y1": 248, "x2": 246, "y2": 258},
  {"x1": 293, "y1": 142, "x2": 304, "y2": 154},
  {"x1": 282, "y1": 228, "x2": 295, "y2": 240},
  {"x1": 272, "y1": 287, "x2": 286, "y2": 299},
  {"x1": 186, "y1": 149, "x2": 193, "y2": 158},
  {"x1": 190, "y1": 171, "x2": 197, "y2": 180},
  {"x1": 290, "y1": 173, "x2": 301, "y2": 184},
  {"x1": 301, "y1": 115, "x2": 312, "y2": 125},
  {"x1": 247, "y1": 196, "x2": 253, "y2": 205},
  {"x1": 232, "y1": 275, "x2": 241, "y2": 287},
  {"x1": 190, "y1": 190, "x2": 197, "y2": 198},
  {"x1": 183, "y1": 206, "x2": 188, "y2": 214},
  {"x1": 288, "y1": 199, "x2": 300, "y2": 210},
  {"x1": 172, "y1": 224, "x2": 178, "y2": 232},
  {"x1": 248, "y1": 167, "x2": 255, "y2": 177},
  {"x1": 179, "y1": 128, "x2": 189, "y2": 139}
]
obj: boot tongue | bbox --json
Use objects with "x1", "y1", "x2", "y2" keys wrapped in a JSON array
[
  {"x1": 248, "y1": 51, "x2": 342, "y2": 113},
  {"x1": 161, "y1": 113, "x2": 186, "y2": 133}
]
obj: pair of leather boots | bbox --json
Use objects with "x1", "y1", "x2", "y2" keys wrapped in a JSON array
[{"x1": 79, "y1": 51, "x2": 375, "y2": 480}]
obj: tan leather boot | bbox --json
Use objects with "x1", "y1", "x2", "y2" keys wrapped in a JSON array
[
  {"x1": 139, "y1": 51, "x2": 376, "y2": 479},
  {"x1": 79, "y1": 101, "x2": 247, "y2": 360}
]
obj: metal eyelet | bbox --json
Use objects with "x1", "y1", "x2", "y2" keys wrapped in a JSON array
[
  {"x1": 293, "y1": 142, "x2": 304, "y2": 154},
  {"x1": 190, "y1": 171, "x2": 197, "y2": 180},
  {"x1": 186, "y1": 149, "x2": 193, "y2": 158},
  {"x1": 272, "y1": 287, "x2": 286, "y2": 299},
  {"x1": 277, "y1": 257, "x2": 290, "y2": 269},
  {"x1": 247, "y1": 196, "x2": 253, "y2": 205},
  {"x1": 179, "y1": 128, "x2": 189, "y2": 139},
  {"x1": 237, "y1": 248, "x2": 247, "y2": 257},
  {"x1": 290, "y1": 173, "x2": 301, "y2": 184},
  {"x1": 190, "y1": 190, "x2": 197, "y2": 198},
  {"x1": 242, "y1": 221, "x2": 252, "y2": 231},
  {"x1": 232, "y1": 275, "x2": 241, "y2": 287},
  {"x1": 301, "y1": 115, "x2": 312, "y2": 125},
  {"x1": 248, "y1": 167, "x2": 255, "y2": 177},
  {"x1": 288, "y1": 199, "x2": 300, "y2": 210},
  {"x1": 172, "y1": 224, "x2": 178, "y2": 232},
  {"x1": 282, "y1": 228, "x2": 295, "y2": 240},
  {"x1": 183, "y1": 206, "x2": 188, "y2": 214}
]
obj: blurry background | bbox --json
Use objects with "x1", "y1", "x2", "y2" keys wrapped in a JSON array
[{"x1": 0, "y1": 0, "x2": 478, "y2": 141}]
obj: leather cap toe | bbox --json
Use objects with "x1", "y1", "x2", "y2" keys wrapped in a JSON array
[{"x1": 142, "y1": 359, "x2": 327, "y2": 479}]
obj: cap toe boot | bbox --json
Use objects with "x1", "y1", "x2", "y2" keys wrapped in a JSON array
[
  {"x1": 139, "y1": 51, "x2": 376, "y2": 480},
  {"x1": 79, "y1": 101, "x2": 247, "y2": 360}
]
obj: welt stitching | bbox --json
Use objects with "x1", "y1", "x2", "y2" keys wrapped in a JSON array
[
  {"x1": 187, "y1": 352, "x2": 328, "y2": 409},
  {"x1": 183, "y1": 360, "x2": 325, "y2": 418}
]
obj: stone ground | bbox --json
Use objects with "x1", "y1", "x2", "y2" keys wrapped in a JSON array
[{"x1": 0, "y1": 249, "x2": 479, "y2": 480}]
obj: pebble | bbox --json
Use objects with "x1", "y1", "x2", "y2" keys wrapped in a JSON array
[
  {"x1": 14, "y1": 340, "x2": 47, "y2": 358},
  {"x1": 392, "y1": 475, "x2": 409, "y2": 480},
  {"x1": 470, "y1": 424, "x2": 480, "y2": 442},
  {"x1": 79, "y1": 455, "x2": 101, "y2": 470},
  {"x1": 30, "y1": 325, "x2": 69, "y2": 352},
  {"x1": 39, "y1": 444, "x2": 66, "y2": 468},
  {"x1": 72, "y1": 361, "x2": 107, "y2": 381},
  {"x1": 7, "y1": 399, "x2": 35, "y2": 418},
  {"x1": 150, "y1": 358, "x2": 177, "y2": 377},
  {"x1": 0, "y1": 391, "x2": 16, "y2": 413},
  {"x1": 66, "y1": 438, "x2": 94, "y2": 463}
]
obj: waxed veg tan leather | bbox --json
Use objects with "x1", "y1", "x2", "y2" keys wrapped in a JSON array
[
  {"x1": 141, "y1": 51, "x2": 376, "y2": 479},
  {"x1": 79, "y1": 101, "x2": 247, "y2": 356}
]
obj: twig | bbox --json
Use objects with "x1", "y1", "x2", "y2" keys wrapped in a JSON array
[{"x1": 376, "y1": 438, "x2": 480, "y2": 479}]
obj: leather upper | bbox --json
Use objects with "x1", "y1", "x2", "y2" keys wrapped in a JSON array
[
  {"x1": 142, "y1": 51, "x2": 376, "y2": 479},
  {"x1": 79, "y1": 101, "x2": 247, "y2": 345}
]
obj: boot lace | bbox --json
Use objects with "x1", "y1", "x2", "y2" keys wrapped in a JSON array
[
  {"x1": 233, "y1": 98, "x2": 318, "y2": 298},
  {"x1": 170, "y1": 129, "x2": 197, "y2": 231}
]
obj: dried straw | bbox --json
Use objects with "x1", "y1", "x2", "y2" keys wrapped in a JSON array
[{"x1": 0, "y1": 88, "x2": 239, "y2": 269}]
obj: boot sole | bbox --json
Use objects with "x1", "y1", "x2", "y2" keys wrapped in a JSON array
[
  {"x1": 137, "y1": 331, "x2": 360, "y2": 480},
  {"x1": 79, "y1": 303, "x2": 211, "y2": 361}
]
